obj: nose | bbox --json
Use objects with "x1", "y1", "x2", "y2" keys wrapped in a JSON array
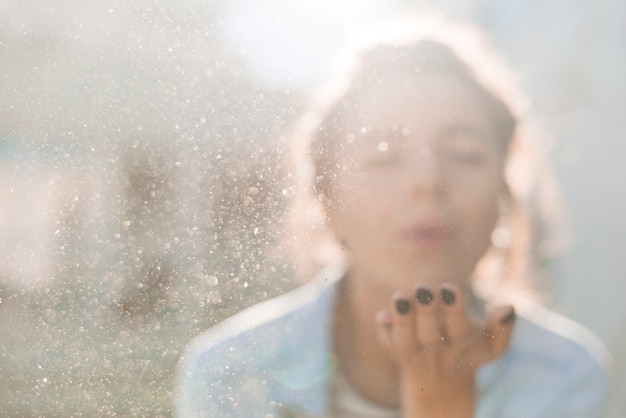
[{"x1": 408, "y1": 146, "x2": 444, "y2": 198}]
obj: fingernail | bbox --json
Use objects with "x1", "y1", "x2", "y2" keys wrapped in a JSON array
[
  {"x1": 376, "y1": 311, "x2": 392, "y2": 327},
  {"x1": 440, "y1": 288, "x2": 456, "y2": 305},
  {"x1": 416, "y1": 288, "x2": 433, "y2": 305},
  {"x1": 501, "y1": 308, "x2": 516, "y2": 325},
  {"x1": 395, "y1": 299, "x2": 410, "y2": 315}
]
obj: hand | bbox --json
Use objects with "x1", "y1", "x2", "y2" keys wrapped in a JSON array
[{"x1": 375, "y1": 284, "x2": 516, "y2": 418}]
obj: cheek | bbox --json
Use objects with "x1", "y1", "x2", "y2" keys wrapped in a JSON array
[
  {"x1": 335, "y1": 187, "x2": 381, "y2": 231},
  {"x1": 452, "y1": 178, "x2": 501, "y2": 240},
  {"x1": 331, "y1": 178, "x2": 396, "y2": 244}
]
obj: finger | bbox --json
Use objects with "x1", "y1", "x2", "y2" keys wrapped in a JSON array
[
  {"x1": 487, "y1": 305, "x2": 516, "y2": 358},
  {"x1": 438, "y1": 284, "x2": 471, "y2": 343},
  {"x1": 414, "y1": 285, "x2": 441, "y2": 346},
  {"x1": 375, "y1": 310, "x2": 393, "y2": 352},
  {"x1": 390, "y1": 291, "x2": 416, "y2": 353}
]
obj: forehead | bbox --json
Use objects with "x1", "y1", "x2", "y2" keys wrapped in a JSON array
[{"x1": 341, "y1": 72, "x2": 495, "y2": 139}]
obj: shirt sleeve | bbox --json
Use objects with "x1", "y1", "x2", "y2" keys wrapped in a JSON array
[
  {"x1": 538, "y1": 355, "x2": 610, "y2": 418},
  {"x1": 475, "y1": 311, "x2": 612, "y2": 418},
  {"x1": 174, "y1": 329, "x2": 276, "y2": 418}
]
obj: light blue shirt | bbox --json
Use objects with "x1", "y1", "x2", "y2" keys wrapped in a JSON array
[{"x1": 176, "y1": 267, "x2": 612, "y2": 417}]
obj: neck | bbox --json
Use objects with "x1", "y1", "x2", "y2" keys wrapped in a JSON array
[{"x1": 332, "y1": 269, "x2": 402, "y2": 407}]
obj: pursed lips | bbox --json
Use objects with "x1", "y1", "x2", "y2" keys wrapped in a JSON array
[{"x1": 401, "y1": 222, "x2": 452, "y2": 247}]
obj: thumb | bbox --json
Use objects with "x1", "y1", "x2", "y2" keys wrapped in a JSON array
[
  {"x1": 374, "y1": 310, "x2": 394, "y2": 354},
  {"x1": 487, "y1": 305, "x2": 516, "y2": 358}
]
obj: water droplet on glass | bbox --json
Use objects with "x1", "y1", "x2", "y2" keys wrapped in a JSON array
[{"x1": 206, "y1": 275, "x2": 219, "y2": 287}]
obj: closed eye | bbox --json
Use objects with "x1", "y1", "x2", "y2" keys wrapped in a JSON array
[
  {"x1": 446, "y1": 148, "x2": 486, "y2": 164},
  {"x1": 439, "y1": 125, "x2": 492, "y2": 166},
  {"x1": 361, "y1": 151, "x2": 403, "y2": 169}
]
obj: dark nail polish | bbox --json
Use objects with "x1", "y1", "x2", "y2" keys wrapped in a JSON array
[
  {"x1": 416, "y1": 288, "x2": 433, "y2": 305},
  {"x1": 395, "y1": 299, "x2": 410, "y2": 315},
  {"x1": 441, "y1": 288, "x2": 456, "y2": 305},
  {"x1": 501, "y1": 308, "x2": 516, "y2": 325}
]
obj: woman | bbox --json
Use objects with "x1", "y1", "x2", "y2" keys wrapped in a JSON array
[{"x1": 176, "y1": 15, "x2": 611, "y2": 418}]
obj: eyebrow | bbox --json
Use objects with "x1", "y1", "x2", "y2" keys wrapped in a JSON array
[
  {"x1": 349, "y1": 122, "x2": 495, "y2": 151},
  {"x1": 435, "y1": 124, "x2": 492, "y2": 143},
  {"x1": 357, "y1": 126, "x2": 408, "y2": 143},
  {"x1": 357, "y1": 124, "x2": 489, "y2": 142}
]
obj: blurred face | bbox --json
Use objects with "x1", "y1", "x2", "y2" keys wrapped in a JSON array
[{"x1": 326, "y1": 72, "x2": 506, "y2": 293}]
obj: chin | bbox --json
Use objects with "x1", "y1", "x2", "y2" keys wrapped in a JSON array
[{"x1": 397, "y1": 264, "x2": 464, "y2": 287}]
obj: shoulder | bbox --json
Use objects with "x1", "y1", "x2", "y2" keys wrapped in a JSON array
[
  {"x1": 513, "y1": 304, "x2": 611, "y2": 372},
  {"x1": 175, "y1": 266, "x2": 342, "y2": 417},
  {"x1": 180, "y1": 265, "x2": 341, "y2": 370},
  {"x1": 477, "y1": 304, "x2": 612, "y2": 417}
]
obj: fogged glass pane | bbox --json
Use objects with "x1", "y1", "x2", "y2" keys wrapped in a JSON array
[{"x1": 1, "y1": 1, "x2": 624, "y2": 416}]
